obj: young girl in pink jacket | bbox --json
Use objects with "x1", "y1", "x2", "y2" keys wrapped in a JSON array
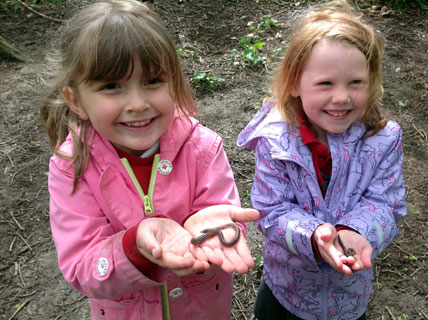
[{"x1": 41, "y1": 1, "x2": 258, "y2": 319}]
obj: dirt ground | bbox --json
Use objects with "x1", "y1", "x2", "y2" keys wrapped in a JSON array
[{"x1": 0, "y1": 0, "x2": 427, "y2": 319}]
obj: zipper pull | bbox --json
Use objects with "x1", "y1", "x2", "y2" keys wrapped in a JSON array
[{"x1": 143, "y1": 195, "x2": 153, "y2": 215}]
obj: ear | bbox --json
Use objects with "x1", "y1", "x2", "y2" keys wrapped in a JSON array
[
  {"x1": 290, "y1": 84, "x2": 300, "y2": 98},
  {"x1": 62, "y1": 87, "x2": 89, "y2": 120}
]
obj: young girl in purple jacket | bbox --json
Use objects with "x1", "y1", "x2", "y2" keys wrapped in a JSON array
[
  {"x1": 238, "y1": 1, "x2": 407, "y2": 319},
  {"x1": 41, "y1": 0, "x2": 259, "y2": 319}
]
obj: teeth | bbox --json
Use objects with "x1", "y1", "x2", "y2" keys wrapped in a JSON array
[
  {"x1": 325, "y1": 110, "x2": 349, "y2": 117},
  {"x1": 124, "y1": 119, "x2": 151, "y2": 127}
]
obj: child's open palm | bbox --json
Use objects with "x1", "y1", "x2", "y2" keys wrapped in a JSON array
[
  {"x1": 313, "y1": 223, "x2": 373, "y2": 275},
  {"x1": 136, "y1": 218, "x2": 210, "y2": 277},
  {"x1": 184, "y1": 205, "x2": 259, "y2": 274}
]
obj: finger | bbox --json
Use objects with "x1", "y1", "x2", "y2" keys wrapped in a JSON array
[
  {"x1": 327, "y1": 245, "x2": 344, "y2": 270},
  {"x1": 160, "y1": 252, "x2": 195, "y2": 269},
  {"x1": 190, "y1": 244, "x2": 209, "y2": 262},
  {"x1": 223, "y1": 247, "x2": 249, "y2": 274},
  {"x1": 360, "y1": 246, "x2": 373, "y2": 269},
  {"x1": 202, "y1": 246, "x2": 223, "y2": 266},
  {"x1": 229, "y1": 207, "x2": 260, "y2": 223},
  {"x1": 338, "y1": 262, "x2": 354, "y2": 276},
  {"x1": 234, "y1": 238, "x2": 255, "y2": 269},
  {"x1": 151, "y1": 245, "x2": 162, "y2": 260},
  {"x1": 213, "y1": 247, "x2": 236, "y2": 273},
  {"x1": 319, "y1": 227, "x2": 335, "y2": 242}
]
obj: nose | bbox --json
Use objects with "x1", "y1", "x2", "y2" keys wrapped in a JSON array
[
  {"x1": 331, "y1": 86, "x2": 351, "y2": 105},
  {"x1": 125, "y1": 88, "x2": 149, "y2": 114}
]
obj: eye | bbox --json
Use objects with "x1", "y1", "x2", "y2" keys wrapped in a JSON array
[
  {"x1": 318, "y1": 81, "x2": 332, "y2": 86},
  {"x1": 351, "y1": 80, "x2": 362, "y2": 85},
  {"x1": 145, "y1": 77, "x2": 162, "y2": 86},
  {"x1": 101, "y1": 83, "x2": 120, "y2": 91}
]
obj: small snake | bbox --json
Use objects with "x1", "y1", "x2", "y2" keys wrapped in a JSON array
[
  {"x1": 337, "y1": 234, "x2": 356, "y2": 257},
  {"x1": 191, "y1": 223, "x2": 240, "y2": 247}
]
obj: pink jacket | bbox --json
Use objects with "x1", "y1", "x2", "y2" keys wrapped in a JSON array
[{"x1": 48, "y1": 116, "x2": 243, "y2": 320}]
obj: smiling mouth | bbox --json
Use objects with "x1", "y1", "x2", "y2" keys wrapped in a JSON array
[
  {"x1": 122, "y1": 119, "x2": 152, "y2": 127},
  {"x1": 324, "y1": 110, "x2": 351, "y2": 117}
]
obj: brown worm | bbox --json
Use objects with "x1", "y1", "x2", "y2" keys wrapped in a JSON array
[
  {"x1": 337, "y1": 234, "x2": 356, "y2": 257},
  {"x1": 191, "y1": 223, "x2": 240, "y2": 247}
]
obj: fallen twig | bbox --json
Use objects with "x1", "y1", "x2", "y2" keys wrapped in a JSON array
[
  {"x1": 9, "y1": 236, "x2": 16, "y2": 252},
  {"x1": 10, "y1": 211, "x2": 24, "y2": 231},
  {"x1": 7, "y1": 298, "x2": 30, "y2": 320},
  {"x1": 15, "y1": 232, "x2": 33, "y2": 254},
  {"x1": 18, "y1": 262, "x2": 27, "y2": 289},
  {"x1": 385, "y1": 306, "x2": 396, "y2": 320},
  {"x1": 15, "y1": 0, "x2": 64, "y2": 23}
]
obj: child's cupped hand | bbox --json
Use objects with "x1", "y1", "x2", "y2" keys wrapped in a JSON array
[
  {"x1": 313, "y1": 223, "x2": 373, "y2": 276},
  {"x1": 184, "y1": 205, "x2": 260, "y2": 275},
  {"x1": 136, "y1": 218, "x2": 210, "y2": 277}
]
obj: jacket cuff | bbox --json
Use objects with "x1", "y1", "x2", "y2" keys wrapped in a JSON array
[
  {"x1": 336, "y1": 225, "x2": 359, "y2": 234},
  {"x1": 180, "y1": 210, "x2": 200, "y2": 226}
]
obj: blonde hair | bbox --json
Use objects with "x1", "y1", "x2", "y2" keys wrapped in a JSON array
[
  {"x1": 41, "y1": 0, "x2": 196, "y2": 191},
  {"x1": 272, "y1": 0, "x2": 386, "y2": 135}
]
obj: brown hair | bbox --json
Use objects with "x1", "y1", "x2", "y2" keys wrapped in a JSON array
[
  {"x1": 41, "y1": 0, "x2": 196, "y2": 191},
  {"x1": 272, "y1": 0, "x2": 386, "y2": 135}
]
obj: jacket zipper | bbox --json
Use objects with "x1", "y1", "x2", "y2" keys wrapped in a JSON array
[{"x1": 120, "y1": 154, "x2": 160, "y2": 216}]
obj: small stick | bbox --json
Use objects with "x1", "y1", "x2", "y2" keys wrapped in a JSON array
[
  {"x1": 385, "y1": 306, "x2": 396, "y2": 320},
  {"x1": 9, "y1": 236, "x2": 17, "y2": 252},
  {"x1": 7, "y1": 299, "x2": 30, "y2": 320},
  {"x1": 15, "y1": 0, "x2": 64, "y2": 23},
  {"x1": 15, "y1": 233, "x2": 33, "y2": 254},
  {"x1": 10, "y1": 212, "x2": 24, "y2": 231},
  {"x1": 18, "y1": 262, "x2": 27, "y2": 289}
]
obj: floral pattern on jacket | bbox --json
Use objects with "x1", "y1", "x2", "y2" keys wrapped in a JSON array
[
  {"x1": 237, "y1": 99, "x2": 406, "y2": 320},
  {"x1": 49, "y1": 116, "x2": 242, "y2": 320}
]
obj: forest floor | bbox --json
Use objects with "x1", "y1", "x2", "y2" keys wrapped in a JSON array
[{"x1": 0, "y1": 0, "x2": 427, "y2": 319}]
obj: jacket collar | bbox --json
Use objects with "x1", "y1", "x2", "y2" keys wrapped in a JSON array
[
  {"x1": 238, "y1": 98, "x2": 367, "y2": 161},
  {"x1": 65, "y1": 114, "x2": 198, "y2": 169}
]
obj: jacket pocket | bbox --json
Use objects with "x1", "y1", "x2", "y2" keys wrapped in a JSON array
[
  {"x1": 90, "y1": 294, "x2": 148, "y2": 320},
  {"x1": 178, "y1": 267, "x2": 233, "y2": 320}
]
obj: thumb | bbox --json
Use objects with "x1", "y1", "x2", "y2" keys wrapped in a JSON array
[
  {"x1": 360, "y1": 245, "x2": 373, "y2": 269},
  {"x1": 137, "y1": 221, "x2": 162, "y2": 259},
  {"x1": 229, "y1": 207, "x2": 260, "y2": 222},
  {"x1": 319, "y1": 226, "x2": 335, "y2": 242}
]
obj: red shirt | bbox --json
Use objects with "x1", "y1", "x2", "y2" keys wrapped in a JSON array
[{"x1": 298, "y1": 113, "x2": 332, "y2": 196}]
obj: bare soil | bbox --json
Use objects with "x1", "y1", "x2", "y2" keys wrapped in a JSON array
[{"x1": 0, "y1": 1, "x2": 427, "y2": 319}]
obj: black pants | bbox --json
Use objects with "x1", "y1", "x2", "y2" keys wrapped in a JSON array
[{"x1": 254, "y1": 279, "x2": 367, "y2": 320}]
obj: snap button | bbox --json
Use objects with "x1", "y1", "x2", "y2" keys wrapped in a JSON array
[
  {"x1": 169, "y1": 287, "x2": 183, "y2": 299},
  {"x1": 96, "y1": 257, "x2": 109, "y2": 276},
  {"x1": 157, "y1": 160, "x2": 172, "y2": 175}
]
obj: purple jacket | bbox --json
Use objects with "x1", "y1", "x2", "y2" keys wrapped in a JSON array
[
  {"x1": 237, "y1": 99, "x2": 406, "y2": 320},
  {"x1": 49, "y1": 116, "x2": 242, "y2": 320}
]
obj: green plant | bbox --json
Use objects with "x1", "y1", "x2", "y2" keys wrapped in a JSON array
[
  {"x1": 177, "y1": 48, "x2": 198, "y2": 59},
  {"x1": 192, "y1": 72, "x2": 225, "y2": 88},
  {"x1": 257, "y1": 14, "x2": 280, "y2": 31},
  {"x1": 232, "y1": 39, "x2": 269, "y2": 67},
  {"x1": 239, "y1": 34, "x2": 262, "y2": 48},
  {"x1": 254, "y1": 256, "x2": 264, "y2": 271},
  {"x1": 394, "y1": 0, "x2": 428, "y2": 10},
  {"x1": 397, "y1": 314, "x2": 409, "y2": 320}
]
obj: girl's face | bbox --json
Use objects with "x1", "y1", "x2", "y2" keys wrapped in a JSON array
[
  {"x1": 292, "y1": 39, "x2": 369, "y2": 145},
  {"x1": 65, "y1": 55, "x2": 175, "y2": 156}
]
